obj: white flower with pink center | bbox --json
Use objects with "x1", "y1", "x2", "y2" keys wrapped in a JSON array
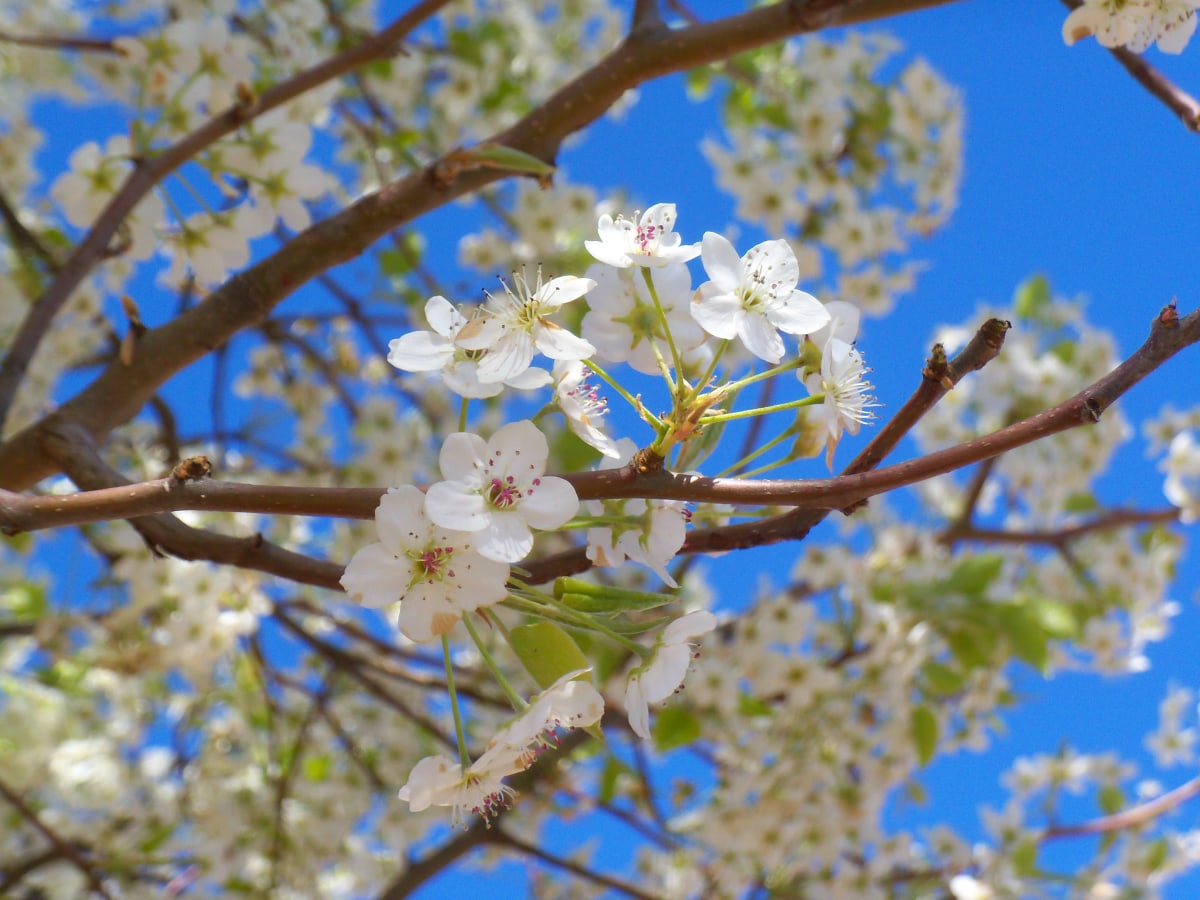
[
  {"x1": 585, "y1": 203, "x2": 701, "y2": 269},
  {"x1": 425, "y1": 420, "x2": 579, "y2": 563},
  {"x1": 339, "y1": 486, "x2": 509, "y2": 643}
]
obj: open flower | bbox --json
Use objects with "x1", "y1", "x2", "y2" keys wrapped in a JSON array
[
  {"x1": 585, "y1": 203, "x2": 701, "y2": 269},
  {"x1": 399, "y1": 673, "x2": 604, "y2": 825},
  {"x1": 425, "y1": 420, "x2": 579, "y2": 563},
  {"x1": 339, "y1": 485, "x2": 509, "y2": 642},
  {"x1": 388, "y1": 295, "x2": 550, "y2": 398},
  {"x1": 625, "y1": 610, "x2": 718, "y2": 740},
  {"x1": 454, "y1": 270, "x2": 596, "y2": 384},
  {"x1": 553, "y1": 360, "x2": 621, "y2": 458},
  {"x1": 691, "y1": 233, "x2": 830, "y2": 364},
  {"x1": 802, "y1": 337, "x2": 877, "y2": 467}
]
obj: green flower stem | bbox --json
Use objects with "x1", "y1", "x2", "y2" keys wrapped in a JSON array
[
  {"x1": 457, "y1": 398, "x2": 469, "y2": 433},
  {"x1": 462, "y1": 613, "x2": 525, "y2": 711},
  {"x1": 683, "y1": 338, "x2": 729, "y2": 408},
  {"x1": 701, "y1": 393, "x2": 821, "y2": 425},
  {"x1": 722, "y1": 357, "x2": 803, "y2": 394},
  {"x1": 504, "y1": 592, "x2": 650, "y2": 658},
  {"x1": 584, "y1": 358, "x2": 665, "y2": 431},
  {"x1": 716, "y1": 423, "x2": 796, "y2": 477},
  {"x1": 441, "y1": 634, "x2": 472, "y2": 770},
  {"x1": 640, "y1": 267, "x2": 685, "y2": 381}
]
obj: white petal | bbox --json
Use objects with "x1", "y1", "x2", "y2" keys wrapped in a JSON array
[
  {"x1": 476, "y1": 511, "x2": 534, "y2": 563},
  {"x1": 690, "y1": 287, "x2": 742, "y2": 340},
  {"x1": 425, "y1": 295, "x2": 465, "y2": 338},
  {"x1": 374, "y1": 486, "x2": 427, "y2": 554},
  {"x1": 519, "y1": 476, "x2": 579, "y2": 529},
  {"x1": 769, "y1": 289, "x2": 831, "y2": 337},
  {"x1": 663, "y1": 610, "x2": 718, "y2": 644},
  {"x1": 439, "y1": 432, "x2": 487, "y2": 483},
  {"x1": 641, "y1": 643, "x2": 691, "y2": 704},
  {"x1": 426, "y1": 481, "x2": 489, "y2": 532},
  {"x1": 700, "y1": 231, "x2": 743, "y2": 293},
  {"x1": 738, "y1": 312, "x2": 785, "y2": 364},
  {"x1": 533, "y1": 322, "x2": 596, "y2": 362},
  {"x1": 387, "y1": 331, "x2": 453, "y2": 372},
  {"x1": 339, "y1": 543, "x2": 411, "y2": 608},
  {"x1": 536, "y1": 275, "x2": 595, "y2": 310},
  {"x1": 490, "y1": 420, "x2": 548, "y2": 470},
  {"x1": 625, "y1": 673, "x2": 651, "y2": 740}
]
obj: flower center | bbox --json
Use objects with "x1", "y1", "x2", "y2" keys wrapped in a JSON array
[
  {"x1": 634, "y1": 222, "x2": 660, "y2": 254},
  {"x1": 416, "y1": 545, "x2": 453, "y2": 581},
  {"x1": 487, "y1": 476, "x2": 525, "y2": 509}
]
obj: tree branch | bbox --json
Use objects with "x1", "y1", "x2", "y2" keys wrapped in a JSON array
[{"x1": 0, "y1": 0, "x2": 970, "y2": 490}]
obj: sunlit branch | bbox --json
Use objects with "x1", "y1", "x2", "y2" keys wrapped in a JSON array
[{"x1": 1045, "y1": 770, "x2": 1200, "y2": 839}]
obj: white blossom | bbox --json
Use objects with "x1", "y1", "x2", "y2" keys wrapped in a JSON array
[
  {"x1": 553, "y1": 360, "x2": 621, "y2": 458},
  {"x1": 340, "y1": 485, "x2": 510, "y2": 642},
  {"x1": 585, "y1": 202, "x2": 700, "y2": 269},
  {"x1": 691, "y1": 232, "x2": 830, "y2": 364},
  {"x1": 626, "y1": 610, "x2": 717, "y2": 740},
  {"x1": 425, "y1": 420, "x2": 579, "y2": 563}
]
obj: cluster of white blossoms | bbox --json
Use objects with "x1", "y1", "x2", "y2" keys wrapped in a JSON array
[
  {"x1": 347, "y1": 202, "x2": 880, "y2": 823},
  {"x1": 1063, "y1": 0, "x2": 1200, "y2": 54}
]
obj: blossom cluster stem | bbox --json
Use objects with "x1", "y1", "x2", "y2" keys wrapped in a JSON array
[
  {"x1": 701, "y1": 394, "x2": 822, "y2": 425},
  {"x1": 463, "y1": 612, "x2": 526, "y2": 711},
  {"x1": 442, "y1": 634, "x2": 472, "y2": 770},
  {"x1": 640, "y1": 267, "x2": 685, "y2": 386}
]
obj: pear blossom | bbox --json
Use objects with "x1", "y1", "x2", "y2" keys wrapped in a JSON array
[
  {"x1": 399, "y1": 673, "x2": 604, "y2": 825},
  {"x1": 580, "y1": 262, "x2": 710, "y2": 375},
  {"x1": 626, "y1": 610, "x2": 718, "y2": 740},
  {"x1": 691, "y1": 232, "x2": 830, "y2": 364},
  {"x1": 339, "y1": 485, "x2": 509, "y2": 642},
  {"x1": 1162, "y1": 430, "x2": 1200, "y2": 522},
  {"x1": 553, "y1": 360, "x2": 621, "y2": 458},
  {"x1": 803, "y1": 337, "x2": 877, "y2": 466},
  {"x1": 587, "y1": 439, "x2": 689, "y2": 585},
  {"x1": 388, "y1": 295, "x2": 551, "y2": 398},
  {"x1": 425, "y1": 420, "x2": 579, "y2": 563},
  {"x1": 453, "y1": 270, "x2": 596, "y2": 384},
  {"x1": 1062, "y1": 0, "x2": 1199, "y2": 54},
  {"x1": 585, "y1": 202, "x2": 701, "y2": 269}
]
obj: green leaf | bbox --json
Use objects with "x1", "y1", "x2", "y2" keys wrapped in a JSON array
[
  {"x1": 1029, "y1": 597, "x2": 1078, "y2": 638},
  {"x1": 994, "y1": 605, "x2": 1048, "y2": 672},
  {"x1": 911, "y1": 704, "x2": 939, "y2": 767},
  {"x1": 599, "y1": 755, "x2": 632, "y2": 804},
  {"x1": 737, "y1": 692, "x2": 775, "y2": 718},
  {"x1": 1013, "y1": 273, "x2": 1050, "y2": 320},
  {"x1": 654, "y1": 706, "x2": 701, "y2": 752},
  {"x1": 921, "y1": 661, "x2": 966, "y2": 696},
  {"x1": 509, "y1": 622, "x2": 591, "y2": 689},
  {"x1": 1098, "y1": 784, "x2": 1126, "y2": 816},
  {"x1": 1063, "y1": 492, "x2": 1099, "y2": 514},
  {"x1": 466, "y1": 143, "x2": 556, "y2": 177},
  {"x1": 303, "y1": 754, "x2": 332, "y2": 782},
  {"x1": 1143, "y1": 836, "x2": 1170, "y2": 873},
  {"x1": 1012, "y1": 838, "x2": 1039, "y2": 876},
  {"x1": 1, "y1": 583, "x2": 45, "y2": 620},
  {"x1": 944, "y1": 627, "x2": 994, "y2": 670},
  {"x1": 556, "y1": 577, "x2": 676, "y2": 613},
  {"x1": 944, "y1": 553, "x2": 1005, "y2": 596}
]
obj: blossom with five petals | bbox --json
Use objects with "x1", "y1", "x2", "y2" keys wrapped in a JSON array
[
  {"x1": 425, "y1": 420, "x2": 579, "y2": 563},
  {"x1": 454, "y1": 270, "x2": 596, "y2": 384},
  {"x1": 691, "y1": 232, "x2": 830, "y2": 364},
  {"x1": 802, "y1": 337, "x2": 877, "y2": 467},
  {"x1": 585, "y1": 203, "x2": 701, "y2": 269},
  {"x1": 339, "y1": 486, "x2": 509, "y2": 642}
]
